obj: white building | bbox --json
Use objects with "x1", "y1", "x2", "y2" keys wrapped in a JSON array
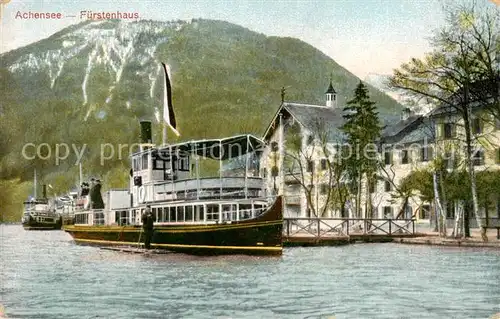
[{"x1": 260, "y1": 81, "x2": 500, "y2": 225}]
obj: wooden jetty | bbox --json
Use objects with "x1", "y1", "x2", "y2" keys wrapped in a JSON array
[{"x1": 283, "y1": 217, "x2": 418, "y2": 247}]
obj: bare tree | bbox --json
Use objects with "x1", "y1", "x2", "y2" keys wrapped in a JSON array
[
  {"x1": 284, "y1": 119, "x2": 347, "y2": 217},
  {"x1": 390, "y1": 1, "x2": 498, "y2": 241}
]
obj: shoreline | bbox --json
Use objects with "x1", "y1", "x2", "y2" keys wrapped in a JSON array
[{"x1": 395, "y1": 234, "x2": 500, "y2": 249}]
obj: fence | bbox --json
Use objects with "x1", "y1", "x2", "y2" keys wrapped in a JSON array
[{"x1": 283, "y1": 217, "x2": 416, "y2": 238}]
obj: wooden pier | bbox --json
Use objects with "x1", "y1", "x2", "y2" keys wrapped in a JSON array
[{"x1": 283, "y1": 217, "x2": 418, "y2": 247}]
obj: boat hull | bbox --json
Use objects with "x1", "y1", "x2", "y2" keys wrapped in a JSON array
[
  {"x1": 22, "y1": 217, "x2": 62, "y2": 230},
  {"x1": 64, "y1": 197, "x2": 283, "y2": 256}
]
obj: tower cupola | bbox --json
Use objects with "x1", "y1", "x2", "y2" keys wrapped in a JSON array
[{"x1": 325, "y1": 79, "x2": 337, "y2": 108}]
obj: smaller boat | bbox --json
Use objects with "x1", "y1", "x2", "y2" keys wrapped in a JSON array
[{"x1": 21, "y1": 172, "x2": 62, "y2": 230}]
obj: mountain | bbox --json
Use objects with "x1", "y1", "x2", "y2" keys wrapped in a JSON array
[{"x1": 0, "y1": 19, "x2": 403, "y2": 221}]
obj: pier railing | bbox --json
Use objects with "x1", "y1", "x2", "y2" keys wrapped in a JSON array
[{"x1": 283, "y1": 217, "x2": 416, "y2": 238}]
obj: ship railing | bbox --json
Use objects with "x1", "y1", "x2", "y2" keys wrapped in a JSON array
[{"x1": 151, "y1": 176, "x2": 264, "y2": 201}]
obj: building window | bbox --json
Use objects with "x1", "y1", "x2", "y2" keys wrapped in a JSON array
[
  {"x1": 419, "y1": 205, "x2": 431, "y2": 219},
  {"x1": 384, "y1": 151, "x2": 392, "y2": 165},
  {"x1": 369, "y1": 178, "x2": 376, "y2": 193},
  {"x1": 401, "y1": 149, "x2": 410, "y2": 164},
  {"x1": 443, "y1": 123, "x2": 455, "y2": 139},
  {"x1": 320, "y1": 184, "x2": 328, "y2": 194},
  {"x1": 320, "y1": 159, "x2": 327, "y2": 170},
  {"x1": 472, "y1": 149, "x2": 484, "y2": 166},
  {"x1": 472, "y1": 118, "x2": 483, "y2": 134},
  {"x1": 306, "y1": 160, "x2": 314, "y2": 172},
  {"x1": 420, "y1": 146, "x2": 433, "y2": 162},
  {"x1": 385, "y1": 181, "x2": 392, "y2": 192},
  {"x1": 383, "y1": 206, "x2": 393, "y2": 219}
]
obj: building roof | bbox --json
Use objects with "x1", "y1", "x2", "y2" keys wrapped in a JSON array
[
  {"x1": 325, "y1": 81, "x2": 337, "y2": 94},
  {"x1": 381, "y1": 114, "x2": 422, "y2": 137},
  {"x1": 283, "y1": 102, "x2": 345, "y2": 141},
  {"x1": 428, "y1": 77, "x2": 499, "y2": 118},
  {"x1": 263, "y1": 101, "x2": 409, "y2": 144},
  {"x1": 381, "y1": 115, "x2": 435, "y2": 145}
]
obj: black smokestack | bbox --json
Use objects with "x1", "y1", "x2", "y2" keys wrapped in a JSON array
[
  {"x1": 140, "y1": 120, "x2": 152, "y2": 144},
  {"x1": 42, "y1": 184, "x2": 47, "y2": 199}
]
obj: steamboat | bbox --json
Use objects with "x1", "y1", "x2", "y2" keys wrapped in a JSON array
[
  {"x1": 63, "y1": 131, "x2": 283, "y2": 255},
  {"x1": 62, "y1": 63, "x2": 282, "y2": 255},
  {"x1": 21, "y1": 172, "x2": 62, "y2": 230}
]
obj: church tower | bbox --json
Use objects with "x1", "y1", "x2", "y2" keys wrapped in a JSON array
[{"x1": 325, "y1": 79, "x2": 337, "y2": 108}]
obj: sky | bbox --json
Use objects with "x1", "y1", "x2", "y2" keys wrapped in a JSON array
[{"x1": 0, "y1": 0, "x2": 491, "y2": 79}]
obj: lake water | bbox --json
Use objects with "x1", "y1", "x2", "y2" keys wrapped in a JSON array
[{"x1": 1, "y1": 224, "x2": 499, "y2": 319}]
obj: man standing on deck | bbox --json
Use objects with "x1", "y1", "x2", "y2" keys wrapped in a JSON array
[{"x1": 141, "y1": 205, "x2": 155, "y2": 249}]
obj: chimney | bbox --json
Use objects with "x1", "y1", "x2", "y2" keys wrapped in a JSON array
[
  {"x1": 139, "y1": 120, "x2": 152, "y2": 144},
  {"x1": 42, "y1": 184, "x2": 47, "y2": 199},
  {"x1": 401, "y1": 108, "x2": 412, "y2": 121}
]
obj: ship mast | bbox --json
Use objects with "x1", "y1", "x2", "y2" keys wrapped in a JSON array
[{"x1": 33, "y1": 169, "x2": 37, "y2": 199}]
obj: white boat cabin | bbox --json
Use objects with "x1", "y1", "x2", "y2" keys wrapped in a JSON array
[{"x1": 73, "y1": 134, "x2": 273, "y2": 227}]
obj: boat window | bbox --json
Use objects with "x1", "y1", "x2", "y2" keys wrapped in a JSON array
[
  {"x1": 94, "y1": 212, "x2": 105, "y2": 225},
  {"x1": 154, "y1": 160, "x2": 164, "y2": 170},
  {"x1": 169, "y1": 207, "x2": 176, "y2": 222},
  {"x1": 254, "y1": 204, "x2": 263, "y2": 217},
  {"x1": 239, "y1": 204, "x2": 252, "y2": 220},
  {"x1": 133, "y1": 158, "x2": 140, "y2": 172},
  {"x1": 185, "y1": 205, "x2": 193, "y2": 222},
  {"x1": 206, "y1": 204, "x2": 219, "y2": 221},
  {"x1": 165, "y1": 160, "x2": 172, "y2": 170},
  {"x1": 176, "y1": 206, "x2": 185, "y2": 222},
  {"x1": 178, "y1": 157, "x2": 190, "y2": 171},
  {"x1": 75, "y1": 213, "x2": 89, "y2": 224},
  {"x1": 156, "y1": 207, "x2": 163, "y2": 222},
  {"x1": 131, "y1": 210, "x2": 137, "y2": 223},
  {"x1": 142, "y1": 153, "x2": 148, "y2": 170},
  {"x1": 221, "y1": 204, "x2": 237, "y2": 221},
  {"x1": 195, "y1": 205, "x2": 205, "y2": 221},
  {"x1": 115, "y1": 210, "x2": 129, "y2": 225}
]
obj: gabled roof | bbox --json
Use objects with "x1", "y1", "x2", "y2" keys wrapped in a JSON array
[
  {"x1": 381, "y1": 114, "x2": 435, "y2": 145},
  {"x1": 284, "y1": 102, "x2": 345, "y2": 141},
  {"x1": 381, "y1": 114, "x2": 422, "y2": 137},
  {"x1": 262, "y1": 102, "x2": 345, "y2": 142},
  {"x1": 263, "y1": 101, "x2": 409, "y2": 144}
]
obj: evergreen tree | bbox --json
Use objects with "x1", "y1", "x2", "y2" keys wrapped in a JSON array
[{"x1": 341, "y1": 81, "x2": 382, "y2": 217}]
